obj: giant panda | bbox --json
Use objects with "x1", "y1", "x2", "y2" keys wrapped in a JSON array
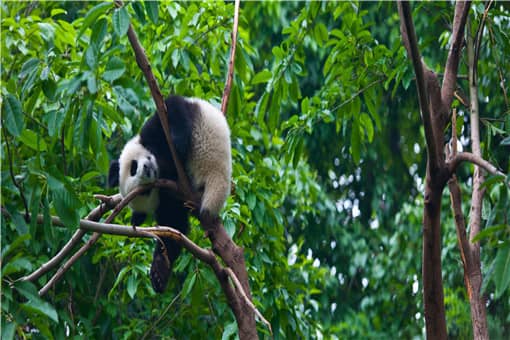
[{"x1": 108, "y1": 95, "x2": 231, "y2": 293}]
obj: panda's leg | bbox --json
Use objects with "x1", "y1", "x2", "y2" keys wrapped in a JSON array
[
  {"x1": 150, "y1": 192, "x2": 189, "y2": 293},
  {"x1": 199, "y1": 172, "x2": 231, "y2": 219},
  {"x1": 131, "y1": 211, "x2": 147, "y2": 227}
]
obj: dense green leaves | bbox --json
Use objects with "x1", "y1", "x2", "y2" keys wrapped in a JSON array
[{"x1": 1, "y1": 1, "x2": 509, "y2": 339}]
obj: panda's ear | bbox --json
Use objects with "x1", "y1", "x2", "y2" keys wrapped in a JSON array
[{"x1": 108, "y1": 160, "x2": 120, "y2": 187}]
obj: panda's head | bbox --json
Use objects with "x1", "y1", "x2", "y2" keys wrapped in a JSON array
[{"x1": 109, "y1": 136, "x2": 160, "y2": 213}]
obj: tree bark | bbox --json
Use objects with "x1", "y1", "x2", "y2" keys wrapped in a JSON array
[{"x1": 398, "y1": 2, "x2": 471, "y2": 338}]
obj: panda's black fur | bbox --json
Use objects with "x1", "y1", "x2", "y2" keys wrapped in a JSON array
[{"x1": 109, "y1": 95, "x2": 231, "y2": 293}]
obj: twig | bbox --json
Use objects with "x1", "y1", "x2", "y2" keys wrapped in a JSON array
[
  {"x1": 331, "y1": 78, "x2": 384, "y2": 113},
  {"x1": 142, "y1": 292, "x2": 182, "y2": 340},
  {"x1": 221, "y1": 0, "x2": 240, "y2": 114},
  {"x1": 441, "y1": 1, "x2": 470, "y2": 110},
  {"x1": 473, "y1": 0, "x2": 493, "y2": 71},
  {"x1": 225, "y1": 268, "x2": 273, "y2": 336},
  {"x1": 1, "y1": 124, "x2": 29, "y2": 219}
]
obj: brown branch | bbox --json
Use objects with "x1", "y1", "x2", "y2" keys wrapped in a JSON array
[
  {"x1": 20, "y1": 194, "x2": 121, "y2": 282},
  {"x1": 441, "y1": 1, "x2": 471, "y2": 110},
  {"x1": 114, "y1": 0, "x2": 193, "y2": 199},
  {"x1": 397, "y1": 1, "x2": 437, "y2": 169},
  {"x1": 448, "y1": 152, "x2": 505, "y2": 178},
  {"x1": 35, "y1": 186, "x2": 151, "y2": 295},
  {"x1": 466, "y1": 21, "x2": 489, "y2": 338},
  {"x1": 225, "y1": 268, "x2": 272, "y2": 336},
  {"x1": 221, "y1": 0, "x2": 240, "y2": 115},
  {"x1": 473, "y1": 0, "x2": 493, "y2": 77}
]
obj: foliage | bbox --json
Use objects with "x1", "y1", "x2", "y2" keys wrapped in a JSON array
[{"x1": 1, "y1": 1, "x2": 509, "y2": 339}]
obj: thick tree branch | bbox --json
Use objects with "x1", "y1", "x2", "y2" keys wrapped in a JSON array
[
  {"x1": 448, "y1": 152, "x2": 505, "y2": 178},
  {"x1": 221, "y1": 0, "x2": 240, "y2": 115},
  {"x1": 441, "y1": 1, "x2": 471, "y2": 110},
  {"x1": 397, "y1": 1, "x2": 438, "y2": 170},
  {"x1": 465, "y1": 21, "x2": 489, "y2": 338}
]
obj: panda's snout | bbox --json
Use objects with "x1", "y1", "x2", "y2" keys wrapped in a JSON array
[{"x1": 143, "y1": 163, "x2": 157, "y2": 180}]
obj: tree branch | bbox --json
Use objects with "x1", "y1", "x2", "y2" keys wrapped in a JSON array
[
  {"x1": 448, "y1": 152, "x2": 506, "y2": 178},
  {"x1": 29, "y1": 185, "x2": 153, "y2": 295},
  {"x1": 397, "y1": 1, "x2": 438, "y2": 169},
  {"x1": 115, "y1": 0, "x2": 193, "y2": 200},
  {"x1": 441, "y1": 1, "x2": 471, "y2": 110},
  {"x1": 225, "y1": 268, "x2": 272, "y2": 335},
  {"x1": 221, "y1": 0, "x2": 240, "y2": 114}
]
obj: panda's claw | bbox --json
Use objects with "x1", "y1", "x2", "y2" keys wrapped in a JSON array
[{"x1": 184, "y1": 200, "x2": 198, "y2": 212}]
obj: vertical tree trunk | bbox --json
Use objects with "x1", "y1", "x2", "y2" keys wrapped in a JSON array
[
  {"x1": 465, "y1": 16, "x2": 489, "y2": 339},
  {"x1": 423, "y1": 170, "x2": 448, "y2": 339}
]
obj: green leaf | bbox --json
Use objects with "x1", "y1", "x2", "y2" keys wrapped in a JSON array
[
  {"x1": 252, "y1": 69, "x2": 272, "y2": 84},
  {"x1": 126, "y1": 274, "x2": 138, "y2": 299},
  {"x1": 103, "y1": 56, "x2": 126, "y2": 82},
  {"x1": 18, "y1": 130, "x2": 47, "y2": 151},
  {"x1": 110, "y1": 266, "x2": 130, "y2": 298},
  {"x1": 112, "y1": 7, "x2": 130, "y2": 36},
  {"x1": 21, "y1": 299, "x2": 59, "y2": 323},
  {"x1": 2, "y1": 258, "x2": 33, "y2": 276},
  {"x1": 20, "y1": 58, "x2": 39, "y2": 78},
  {"x1": 182, "y1": 272, "x2": 197, "y2": 298},
  {"x1": 1, "y1": 321, "x2": 15, "y2": 340},
  {"x1": 360, "y1": 113, "x2": 374, "y2": 143},
  {"x1": 85, "y1": 46, "x2": 97, "y2": 69},
  {"x1": 47, "y1": 174, "x2": 81, "y2": 227},
  {"x1": 77, "y1": 2, "x2": 112, "y2": 41},
  {"x1": 44, "y1": 109, "x2": 65, "y2": 138},
  {"x1": 85, "y1": 71, "x2": 98, "y2": 94},
  {"x1": 500, "y1": 136, "x2": 510, "y2": 146},
  {"x1": 493, "y1": 244, "x2": 510, "y2": 298},
  {"x1": 1, "y1": 233, "x2": 31, "y2": 259},
  {"x1": 221, "y1": 321, "x2": 238, "y2": 340},
  {"x1": 90, "y1": 17, "x2": 108, "y2": 47},
  {"x1": 15, "y1": 281, "x2": 59, "y2": 323},
  {"x1": 42, "y1": 79, "x2": 57, "y2": 100},
  {"x1": 471, "y1": 224, "x2": 507, "y2": 243},
  {"x1": 145, "y1": 1, "x2": 159, "y2": 24},
  {"x1": 2, "y1": 93, "x2": 24, "y2": 137}
]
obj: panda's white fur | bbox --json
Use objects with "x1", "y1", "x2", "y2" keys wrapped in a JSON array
[
  {"x1": 186, "y1": 98, "x2": 231, "y2": 216},
  {"x1": 118, "y1": 136, "x2": 160, "y2": 214}
]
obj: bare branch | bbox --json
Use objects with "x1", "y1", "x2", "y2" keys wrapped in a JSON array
[
  {"x1": 441, "y1": 1, "x2": 471, "y2": 109},
  {"x1": 225, "y1": 268, "x2": 273, "y2": 336},
  {"x1": 473, "y1": 0, "x2": 493, "y2": 77},
  {"x1": 397, "y1": 1, "x2": 437, "y2": 168},
  {"x1": 20, "y1": 195, "x2": 121, "y2": 282},
  {"x1": 36, "y1": 187, "x2": 150, "y2": 295},
  {"x1": 221, "y1": 0, "x2": 240, "y2": 115},
  {"x1": 448, "y1": 152, "x2": 506, "y2": 178}
]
